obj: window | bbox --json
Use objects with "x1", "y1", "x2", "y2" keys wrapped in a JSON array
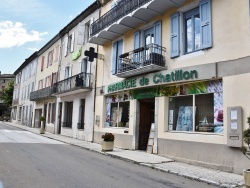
[
  {"x1": 84, "y1": 21, "x2": 90, "y2": 44},
  {"x1": 64, "y1": 33, "x2": 74, "y2": 56},
  {"x1": 45, "y1": 76, "x2": 51, "y2": 87},
  {"x1": 170, "y1": 0, "x2": 212, "y2": 58},
  {"x1": 112, "y1": 39, "x2": 123, "y2": 75},
  {"x1": 54, "y1": 45, "x2": 59, "y2": 62},
  {"x1": 18, "y1": 107, "x2": 22, "y2": 120},
  {"x1": 106, "y1": 95, "x2": 130, "y2": 128},
  {"x1": 78, "y1": 99, "x2": 85, "y2": 129},
  {"x1": 38, "y1": 79, "x2": 43, "y2": 90},
  {"x1": 47, "y1": 50, "x2": 54, "y2": 67},
  {"x1": 168, "y1": 80, "x2": 223, "y2": 134},
  {"x1": 47, "y1": 103, "x2": 56, "y2": 124}
]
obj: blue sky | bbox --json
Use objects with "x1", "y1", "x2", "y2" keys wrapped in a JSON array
[{"x1": 0, "y1": 0, "x2": 95, "y2": 74}]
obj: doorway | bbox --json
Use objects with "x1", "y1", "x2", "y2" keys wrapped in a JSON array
[
  {"x1": 138, "y1": 98, "x2": 155, "y2": 150},
  {"x1": 34, "y1": 109, "x2": 42, "y2": 128},
  {"x1": 58, "y1": 102, "x2": 62, "y2": 134}
]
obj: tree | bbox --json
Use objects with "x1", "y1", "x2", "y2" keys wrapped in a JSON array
[{"x1": 0, "y1": 80, "x2": 14, "y2": 108}]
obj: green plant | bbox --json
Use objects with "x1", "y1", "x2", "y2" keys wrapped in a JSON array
[
  {"x1": 40, "y1": 116, "x2": 46, "y2": 122},
  {"x1": 243, "y1": 116, "x2": 250, "y2": 160},
  {"x1": 102, "y1": 133, "x2": 115, "y2": 142}
]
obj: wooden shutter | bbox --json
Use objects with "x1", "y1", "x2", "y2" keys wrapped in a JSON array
[
  {"x1": 200, "y1": 0, "x2": 212, "y2": 49},
  {"x1": 134, "y1": 31, "x2": 140, "y2": 49},
  {"x1": 64, "y1": 37, "x2": 68, "y2": 57},
  {"x1": 70, "y1": 33, "x2": 75, "y2": 52},
  {"x1": 77, "y1": 22, "x2": 85, "y2": 45},
  {"x1": 111, "y1": 42, "x2": 118, "y2": 75},
  {"x1": 170, "y1": 12, "x2": 180, "y2": 58},
  {"x1": 154, "y1": 21, "x2": 162, "y2": 46}
]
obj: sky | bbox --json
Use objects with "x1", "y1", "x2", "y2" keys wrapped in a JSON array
[{"x1": 0, "y1": 0, "x2": 95, "y2": 74}]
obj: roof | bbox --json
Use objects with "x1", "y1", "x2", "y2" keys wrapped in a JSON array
[
  {"x1": 13, "y1": 52, "x2": 38, "y2": 75},
  {"x1": 0, "y1": 74, "x2": 15, "y2": 78}
]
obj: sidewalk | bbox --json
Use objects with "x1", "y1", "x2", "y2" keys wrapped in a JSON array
[{"x1": 3, "y1": 122, "x2": 245, "y2": 188}]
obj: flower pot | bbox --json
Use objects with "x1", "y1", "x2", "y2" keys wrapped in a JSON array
[
  {"x1": 244, "y1": 169, "x2": 250, "y2": 188},
  {"x1": 101, "y1": 141, "x2": 114, "y2": 151}
]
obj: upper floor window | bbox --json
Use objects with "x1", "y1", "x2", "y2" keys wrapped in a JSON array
[
  {"x1": 170, "y1": 0, "x2": 212, "y2": 58},
  {"x1": 38, "y1": 79, "x2": 43, "y2": 90},
  {"x1": 112, "y1": 39, "x2": 123, "y2": 75},
  {"x1": 47, "y1": 50, "x2": 54, "y2": 67},
  {"x1": 41, "y1": 56, "x2": 45, "y2": 71},
  {"x1": 64, "y1": 33, "x2": 74, "y2": 56},
  {"x1": 77, "y1": 18, "x2": 93, "y2": 45}
]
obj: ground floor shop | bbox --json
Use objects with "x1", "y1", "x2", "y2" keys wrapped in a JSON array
[{"x1": 94, "y1": 59, "x2": 250, "y2": 174}]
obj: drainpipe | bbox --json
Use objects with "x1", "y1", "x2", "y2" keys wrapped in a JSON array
[{"x1": 92, "y1": 7, "x2": 101, "y2": 142}]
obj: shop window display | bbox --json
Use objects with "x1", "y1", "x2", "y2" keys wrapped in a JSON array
[
  {"x1": 168, "y1": 80, "x2": 223, "y2": 134},
  {"x1": 106, "y1": 94, "x2": 130, "y2": 128}
]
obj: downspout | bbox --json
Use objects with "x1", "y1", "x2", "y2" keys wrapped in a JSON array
[
  {"x1": 54, "y1": 33, "x2": 63, "y2": 134},
  {"x1": 92, "y1": 6, "x2": 101, "y2": 142}
]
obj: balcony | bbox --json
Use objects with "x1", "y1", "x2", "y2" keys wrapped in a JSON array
[
  {"x1": 30, "y1": 87, "x2": 53, "y2": 101},
  {"x1": 52, "y1": 72, "x2": 92, "y2": 97},
  {"x1": 116, "y1": 43, "x2": 166, "y2": 78},
  {"x1": 90, "y1": 0, "x2": 186, "y2": 45}
]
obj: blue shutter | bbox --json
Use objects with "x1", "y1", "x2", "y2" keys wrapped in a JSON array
[
  {"x1": 154, "y1": 21, "x2": 162, "y2": 46},
  {"x1": 170, "y1": 13, "x2": 180, "y2": 58},
  {"x1": 134, "y1": 31, "x2": 140, "y2": 49},
  {"x1": 200, "y1": 0, "x2": 212, "y2": 49},
  {"x1": 117, "y1": 40, "x2": 123, "y2": 74},
  {"x1": 112, "y1": 42, "x2": 118, "y2": 75}
]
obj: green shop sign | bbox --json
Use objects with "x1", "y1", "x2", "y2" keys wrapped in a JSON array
[{"x1": 107, "y1": 69, "x2": 198, "y2": 93}]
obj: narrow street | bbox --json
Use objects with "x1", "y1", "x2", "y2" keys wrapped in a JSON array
[{"x1": 0, "y1": 122, "x2": 218, "y2": 188}]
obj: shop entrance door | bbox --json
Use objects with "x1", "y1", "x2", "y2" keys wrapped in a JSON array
[{"x1": 138, "y1": 98, "x2": 155, "y2": 150}]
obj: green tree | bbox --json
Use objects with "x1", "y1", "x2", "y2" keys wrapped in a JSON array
[{"x1": 0, "y1": 80, "x2": 14, "y2": 108}]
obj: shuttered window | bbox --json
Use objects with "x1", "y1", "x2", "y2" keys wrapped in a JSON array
[
  {"x1": 112, "y1": 39, "x2": 123, "y2": 75},
  {"x1": 170, "y1": 0, "x2": 212, "y2": 58}
]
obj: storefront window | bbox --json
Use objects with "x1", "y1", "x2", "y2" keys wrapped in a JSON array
[
  {"x1": 106, "y1": 94, "x2": 130, "y2": 128},
  {"x1": 168, "y1": 80, "x2": 223, "y2": 134}
]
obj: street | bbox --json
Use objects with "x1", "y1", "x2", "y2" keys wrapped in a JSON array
[{"x1": 0, "y1": 122, "x2": 218, "y2": 188}]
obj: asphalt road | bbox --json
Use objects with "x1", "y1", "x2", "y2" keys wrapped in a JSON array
[{"x1": 0, "y1": 122, "x2": 219, "y2": 188}]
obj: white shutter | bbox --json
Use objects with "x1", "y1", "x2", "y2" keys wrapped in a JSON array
[
  {"x1": 69, "y1": 64, "x2": 72, "y2": 77},
  {"x1": 71, "y1": 33, "x2": 75, "y2": 52},
  {"x1": 62, "y1": 68, "x2": 66, "y2": 79},
  {"x1": 78, "y1": 61, "x2": 82, "y2": 73},
  {"x1": 77, "y1": 22, "x2": 85, "y2": 45},
  {"x1": 64, "y1": 37, "x2": 68, "y2": 57},
  {"x1": 86, "y1": 61, "x2": 91, "y2": 87},
  {"x1": 89, "y1": 18, "x2": 94, "y2": 41}
]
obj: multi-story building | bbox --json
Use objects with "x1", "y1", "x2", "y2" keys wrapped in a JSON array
[
  {"x1": 30, "y1": 35, "x2": 61, "y2": 132},
  {"x1": 52, "y1": 1, "x2": 99, "y2": 141},
  {"x1": 0, "y1": 73, "x2": 15, "y2": 117},
  {"x1": 90, "y1": 0, "x2": 250, "y2": 174},
  {"x1": 12, "y1": 52, "x2": 38, "y2": 126}
]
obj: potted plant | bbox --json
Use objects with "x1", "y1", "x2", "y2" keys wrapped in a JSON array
[
  {"x1": 243, "y1": 116, "x2": 250, "y2": 187},
  {"x1": 40, "y1": 116, "x2": 46, "y2": 134},
  {"x1": 101, "y1": 133, "x2": 115, "y2": 151}
]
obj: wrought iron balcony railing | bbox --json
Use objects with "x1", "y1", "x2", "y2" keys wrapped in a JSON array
[
  {"x1": 117, "y1": 43, "x2": 166, "y2": 74},
  {"x1": 30, "y1": 87, "x2": 52, "y2": 101},
  {"x1": 52, "y1": 72, "x2": 92, "y2": 95},
  {"x1": 91, "y1": 0, "x2": 152, "y2": 36},
  {"x1": 62, "y1": 121, "x2": 72, "y2": 128}
]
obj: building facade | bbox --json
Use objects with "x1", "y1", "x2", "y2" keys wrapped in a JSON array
[
  {"x1": 90, "y1": 0, "x2": 250, "y2": 174},
  {"x1": 12, "y1": 52, "x2": 38, "y2": 126}
]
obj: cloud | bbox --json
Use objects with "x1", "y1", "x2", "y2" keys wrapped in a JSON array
[
  {"x1": 0, "y1": 21, "x2": 48, "y2": 48},
  {"x1": 28, "y1": 48, "x2": 39, "y2": 51}
]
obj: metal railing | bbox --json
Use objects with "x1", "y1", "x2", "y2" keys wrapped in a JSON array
[
  {"x1": 117, "y1": 43, "x2": 166, "y2": 73},
  {"x1": 52, "y1": 72, "x2": 92, "y2": 95},
  {"x1": 91, "y1": 0, "x2": 152, "y2": 36},
  {"x1": 77, "y1": 123, "x2": 84, "y2": 129},
  {"x1": 30, "y1": 87, "x2": 52, "y2": 101},
  {"x1": 62, "y1": 121, "x2": 72, "y2": 128}
]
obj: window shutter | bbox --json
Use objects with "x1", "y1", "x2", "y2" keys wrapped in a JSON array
[
  {"x1": 41, "y1": 56, "x2": 45, "y2": 71},
  {"x1": 47, "y1": 54, "x2": 49, "y2": 67},
  {"x1": 89, "y1": 18, "x2": 94, "y2": 41},
  {"x1": 200, "y1": 0, "x2": 212, "y2": 49},
  {"x1": 77, "y1": 22, "x2": 85, "y2": 45},
  {"x1": 78, "y1": 61, "x2": 82, "y2": 73},
  {"x1": 86, "y1": 61, "x2": 91, "y2": 87},
  {"x1": 64, "y1": 37, "x2": 68, "y2": 57},
  {"x1": 134, "y1": 31, "x2": 140, "y2": 49},
  {"x1": 69, "y1": 64, "x2": 72, "y2": 77},
  {"x1": 154, "y1": 21, "x2": 162, "y2": 46},
  {"x1": 112, "y1": 42, "x2": 118, "y2": 75},
  {"x1": 71, "y1": 33, "x2": 75, "y2": 52},
  {"x1": 62, "y1": 68, "x2": 66, "y2": 79},
  {"x1": 170, "y1": 12, "x2": 180, "y2": 58}
]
